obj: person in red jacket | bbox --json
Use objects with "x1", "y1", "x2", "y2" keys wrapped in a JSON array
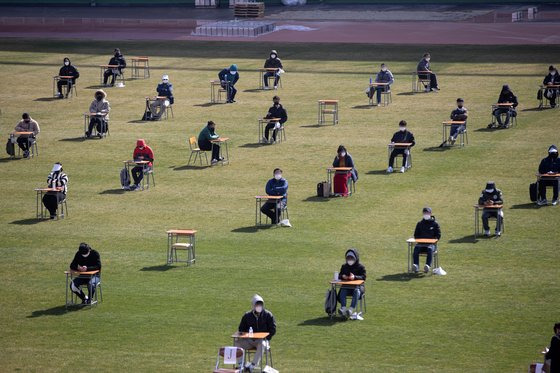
[{"x1": 130, "y1": 139, "x2": 154, "y2": 190}]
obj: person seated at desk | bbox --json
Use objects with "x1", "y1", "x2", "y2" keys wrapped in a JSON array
[
  {"x1": 368, "y1": 63, "x2": 394, "y2": 105},
  {"x1": 538, "y1": 145, "x2": 560, "y2": 206},
  {"x1": 337, "y1": 248, "x2": 366, "y2": 320},
  {"x1": 544, "y1": 322, "x2": 560, "y2": 373},
  {"x1": 86, "y1": 90, "x2": 110, "y2": 138},
  {"x1": 235, "y1": 294, "x2": 276, "y2": 373},
  {"x1": 69, "y1": 243, "x2": 101, "y2": 305},
  {"x1": 56, "y1": 57, "x2": 79, "y2": 99},
  {"x1": 387, "y1": 120, "x2": 415, "y2": 173},
  {"x1": 12, "y1": 113, "x2": 40, "y2": 158},
  {"x1": 543, "y1": 65, "x2": 560, "y2": 108},
  {"x1": 260, "y1": 168, "x2": 288, "y2": 225},
  {"x1": 262, "y1": 95, "x2": 287, "y2": 144},
  {"x1": 129, "y1": 139, "x2": 154, "y2": 191},
  {"x1": 412, "y1": 207, "x2": 441, "y2": 274},
  {"x1": 332, "y1": 145, "x2": 358, "y2": 197},
  {"x1": 103, "y1": 48, "x2": 126, "y2": 86},
  {"x1": 263, "y1": 49, "x2": 283, "y2": 90},
  {"x1": 478, "y1": 181, "x2": 503, "y2": 237},
  {"x1": 42, "y1": 162, "x2": 68, "y2": 219},
  {"x1": 492, "y1": 84, "x2": 518, "y2": 128},
  {"x1": 218, "y1": 64, "x2": 239, "y2": 104},
  {"x1": 441, "y1": 98, "x2": 468, "y2": 147},
  {"x1": 417, "y1": 52, "x2": 440, "y2": 92},
  {"x1": 149, "y1": 74, "x2": 174, "y2": 121},
  {"x1": 197, "y1": 120, "x2": 221, "y2": 165}
]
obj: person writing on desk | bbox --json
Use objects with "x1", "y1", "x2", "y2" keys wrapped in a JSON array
[
  {"x1": 332, "y1": 145, "x2": 358, "y2": 197},
  {"x1": 337, "y1": 248, "x2": 366, "y2": 320},
  {"x1": 492, "y1": 84, "x2": 518, "y2": 128},
  {"x1": 86, "y1": 90, "x2": 110, "y2": 138},
  {"x1": 543, "y1": 65, "x2": 560, "y2": 108},
  {"x1": 387, "y1": 120, "x2": 415, "y2": 173},
  {"x1": 198, "y1": 121, "x2": 221, "y2": 165},
  {"x1": 12, "y1": 113, "x2": 40, "y2": 159},
  {"x1": 417, "y1": 53, "x2": 440, "y2": 92},
  {"x1": 442, "y1": 98, "x2": 468, "y2": 146},
  {"x1": 262, "y1": 95, "x2": 288, "y2": 144},
  {"x1": 368, "y1": 63, "x2": 394, "y2": 105},
  {"x1": 260, "y1": 168, "x2": 288, "y2": 225},
  {"x1": 478, "y1": 181, "x2": 504, "y2": 237},
  {"x1": 149, "y1": 74, "x2": 174, "y2": 121},
  {"x1": 56, "y1": 57, "x2": 79, "y2": 99},
  {"x1": 236, "y1": 294, "x2": 276, "y2": 372},
  {"x1": 69, "y1": 243, "x2": 101, "y2": 305},
  {"x1": 103, "y1": 48, "x2": 126, "y2": 87},
  {"x1": 537, "y1": 145, "x2": 560, "y2": 206},
  {"x1": 129, "y1": 139, "x2": 154, "y2": 191},
  {"x1": 263, "y1": 50, "x2": 283, "y2": 90},
  {"x1": 412, "y1": 207, "x2": 441, "y2": 274},
  {"x1": 218, "y1": 64, "x2": 239, "y2": 104},
  {"x1": 42, "y1": 162, "x2": 68, "y2": 219}
]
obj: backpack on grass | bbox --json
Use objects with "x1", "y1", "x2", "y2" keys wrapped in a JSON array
[
  {"x1": 529, "y1": 183, "x2": 538, "y2": 202},
  {"x1": 324, "y1": 288, "x2": 337, "y2": 315},
  {"x1": 6, "y1": 138, "x2": 15, "y2": 157},
  {"x1": 120, "y1": 168, "x2": 130, "y2": 189}
]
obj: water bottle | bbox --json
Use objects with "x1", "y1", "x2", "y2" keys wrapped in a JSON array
[{"x1": 248, "y1": 327, "x2": 253, "y2": 337}]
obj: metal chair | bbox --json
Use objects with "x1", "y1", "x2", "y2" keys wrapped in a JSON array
[
  {"x1": 141, "y1": 163, "x2": 155, "y2": 190},
  {"x1": 245, "y1": 341, "x2": 273, "y2": 373},
  {"x1": 214, "y1": 346, "x2": 245, "y2": 373},
  {"x1": 187, "y1": 137, "x2": 209, "y2": 166},
  {"x1": 16, "y1": 137, "x2": 39, "y2": 158}
]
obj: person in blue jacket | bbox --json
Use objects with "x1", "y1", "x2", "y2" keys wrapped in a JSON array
[
  {"x1": 149, "y1": 74, "x2": 174, "y2": 120},
  {"x1": 368, "y1": 63, "x2": 394, "y2": 105},
  {"x1": 218, "y1": 64, "x2": 239, "y2": 103},
  {"x1": 260, "y1": 168, "x2": 288, "y2": 224}
]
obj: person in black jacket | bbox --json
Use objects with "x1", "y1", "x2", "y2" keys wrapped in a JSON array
[
  {"x1": 56, "y1": 57, "x2": 79, "y2": 99},
  {"x1": 388, "y1": 120, "x2": 415, "y2": 173},
  {"x1": 149, "y1": 74, "x2": 174, "y2": 120},
  {"x1": 538, "y1": 145, "x2": 560, "y2": 206},
  {"x1": 263, "y1": 49, "x2": 283, "y2": 89},
  {"x1": 413, "y1": 207, "x2": 441, "y2": 273},
  {"x1": 478, "y1": 181, "x2": 504, "y2": 237},
  {"x1": 543, "y1": 65, "x2": 560, "y2": 108},
  {"x1": 103, "y1": 48, "x2": 126, "y2": 86},
  {"x1": 262, "y1": 96, "x2": 287, "y2": 143},
  {"x1": 544, "y1": 322, "x2": 560, "y2": 373},
  {"x1": 235, "y1": 294, "x2": 276, "y2": 372},
  {"x1": 492, "y1": 84, "x2": 518, "y2": 128},
  {"x1": 337, "y1": 248, "x2": 366, "y2": 319},
  {"x1": 69, "y1": 243, "x2": 101, "y2": 305}
]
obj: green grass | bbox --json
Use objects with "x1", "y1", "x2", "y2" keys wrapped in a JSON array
[{"x1": 0, "y1": 39, "x2": 559, "y2": 372}]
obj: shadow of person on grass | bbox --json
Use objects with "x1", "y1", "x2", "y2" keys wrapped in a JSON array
[
  {"x1": 10, "y1": 218, "x2": 46, "y2": 225},
  {"x1": 243, "y1": 89, "x2": 264, "y2": 93},
  {"x1": 34, "y1": 97, "x2": 58, "y2": 102},
  {"x1": 28, "y1": 305, "x2": 81, "y2": 318},
  {"x1": 239, "y1": 143, "x2": 267, "y2": 149},
  {"x1": 352, "y1": 104, "x2": 372, "y2": 109},
  {"x1": 303, "y1": 196, "x2": 330, "y2": 202},
  {"x1": 376, "y1": 273, "x2": 418, "y2": 282},
  {"x1": 366, "y1": 170, "x2": 389, "y2": 175},
  {"x1": 128, "y1": 120, "x2": 148, "y2": 124},
  {"x1": 521, "y1": 107, "x2": 548, "y2": 112},
  {"x1": 140, "y1": 264, "x2": 177, "y2": 272},
  {"x1": 231, "y1": 225, "x2": 273, "y2": 233},
  {"x1": 298, "y1": 317, "x2": 340, "y2": 326},
  {"x1": 0, "y1": 157, "x2": 19, "y2": 163},
  {"x1": 193, "y1": 102, "x2": 225, "y2": 108},
  {"x1": 85, "y1": 85, "x2": 106, "y2": 90},
  {"x1": 397, "y1": 92, "x2": 415, "y2": 96},
  {"x1": 423, "y1": 146, "x2": 452, "y2": 152},
  {"x1": 448, "y1": 235, "x2": 478, "y2": 244},
  {"x1": 172, "y1": 165, "x2": 211, "y2": 171},
  {"x1": 474, "y1": 127, "x2": 501, "y2": 133},
  {"x1": 300, "y1": 124, "x2": 325, "y2": 128},
  {"x1": 510, "y1": 203, "x2": 539, "y2": 210},
  {"x1": 99, "y1": 188, "x2": 127, "y2": 195}
]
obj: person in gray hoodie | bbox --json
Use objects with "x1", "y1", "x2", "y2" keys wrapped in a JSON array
[
  {"x1": 236, "y1": 294, "x2": 276, "y2": 372},
  {"x1": 86, "y1": 89, "x2": 110, "y2": 138}
]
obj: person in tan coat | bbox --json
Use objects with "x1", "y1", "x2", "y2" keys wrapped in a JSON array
[{"x1": 86, "y1": 90, "x2": 110, "y2": 138}]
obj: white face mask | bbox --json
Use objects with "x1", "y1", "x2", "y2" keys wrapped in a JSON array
[
  {"x1": 271, "y1": 54, "x2": 277, "y2": 59},
  {"x1": 231, "y1": 71, "x2": 237, "y2": 75},
  {"x1": 162, "y1": 79, "x2": 169, "y2": 83},
  {"x1": 423, "y1": 214, "x2": 431, "y2": 220},
  {"x1": 255, "y1": 305, "x2": 263, "y2": 313},
  {"x1": 347, "y1": 260, "x2": 355, "y2": 266},
  {"x1": 274, "y1": 174, "x2": 282, "y2": 180},
  {"x1": 64, "y1": 61, "x2": 70, "y2": 66},
  {"x1": 426, "y1": 58, "x2": 431, "y2": 62},
  {"x1": 485, "y1": 189, "x2": 494, "y2": 193},
  {"x1": 551, "y1": 71, "x2": 556, "y2": 76},
  {"x1": 340, "y1": 152, "x2": 346, "y2": 157},
  {"x1": 399, "y1": 127, "x2": 406, "y2": 132},
  {"x1": 381, "y1": 67, "x2": 387, "y2": 72},
  {"x1": 82, "y1": 251, "x2": 90, "y2": 258}
]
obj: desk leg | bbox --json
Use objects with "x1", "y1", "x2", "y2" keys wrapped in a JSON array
[
  {"x1": 474, "y1": 208, "x2": 478, "y2": 238},
  {"x1": 330, "y1": 283, "x2": 336, "y2": 318},
  {"x1": 224, "y1": 142, "x2": 229, "y2": 164},
  {"x1": 65, "y1": 273, "x2": 69, "y2": 307},
  {"x1": 407, "y1": 242, "x2": 412, "y2": 273},
  {"x1": 167, "y1": 233, "x2": 171, "y2": 264},
  {"x1": 255, "y1": 198, "x2": 259, "y2": 227}
]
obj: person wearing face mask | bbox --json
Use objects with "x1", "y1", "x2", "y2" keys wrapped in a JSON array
[
  {"x1": 543, "y1": 65, "x2": 560, "y2": 108},
  {"x1": 86, "y1": 90, "x2": 110, "y2": 138},
  {"x1": 198, "y1": 121, "x2": 221, "y2": 165},
  {"x1": 412, "y1": 207, "x2": 441, "y2": 273},
  {"x1": 260, "y1": 168, "x2": 288, "y2": 225},
  {"x1": 263, "y1": 49, "x2": 283, "y2": 90},
  {"x1": 69, "y1": 243, "x2": 101, "y2": 305},
  {"x1": 129, "y1": 139, "x2": 154, "y2": 191},
  {"x1": 218, "y1": 64, "x2": 239, "y2": 103},
  {"x1": 442, "y1": 98, "x2": 468, "y2": 146},
  {"x1": 478, "y1": 181, "x2": 504, "y2": 237},
  {"x1": 537, "y1": 145, "x2": 560, "y2": 206},
  {"x1": 103, "y1": 48, "x2": 126, "y2": 86},
  {"x1": 332, "y1": 145, "x2": 358, "y2": 196},
  {"x1": 337, "y1": 248, "x2": 366, "y2": 319},
  {"x1": 12, "y1": 113, "x2": 40, "y2": 158},
  {"x1": 56, "y1": 57, "x2": 79, "y2": 99},
  {"x1": 235, "y1": 294, "x2": 276, "y2": 372},
  {"x1": 492, "y1": 84, "x2": 518, "y2": 128},
  {"x1": 149, "y1": 74, "x2": 174, "y2": 121},
  {"x1": 263, "y1": 95, "x2": 288, "y2": 144},
  {"x1": 388, "y1": 120, "x2": 415, "y2": 173},
  {"x1": 42, "y1": 162, "x2": 68, "y2": 219},
  {"x1": 543, "y1": 322, "x2": 560, "y2": 373},
  {"x1": 369, "y1": 63, "x2": 394, "y2": 105},
  {"x1": 416, "y1": 52, "x2": 439, "y2": 92}
]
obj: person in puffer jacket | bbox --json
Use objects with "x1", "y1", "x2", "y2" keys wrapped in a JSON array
[
  {"x1": 86, "y1": 89, "x2": 110, "y2": 138},
  {"x1": 56, "y1": 57, "x2": 79, "y2": 98},
  {"x1": 130, "y1": 139, "x2": 154, "y2": 190},
  {"x1": 236, "y1": 294, "x2": 276, "y2": 372},
  {"x1": 412, "y1": 207, "x2": 441, "y2": 274},
  {"x1": 263, "y1": 49, "x2": 283, "y2": 89},
  {"x1": 337, "y1": 248, "x2": 366, "y2": 320}
]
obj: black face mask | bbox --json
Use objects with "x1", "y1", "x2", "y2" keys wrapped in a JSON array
[
  {"x1": 24, "y1": 120, "x2": 30, "y2": 123},
  {"x1": 95, "y1": 95, "x2": 103, "y2": 101},
  {"x1": 273, "y1": 102, "x2": 280, "y2": 106},
  {"x1": 551, "y1": 153, "x2": 559, "y2": 159}
]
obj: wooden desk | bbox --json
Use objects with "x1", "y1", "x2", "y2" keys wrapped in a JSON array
[
  {"x1": 258, "y1": 68, "x2": 280, "y2": 90},
  {"x1": 326, "y1": 167, "x2": 353, "y2": 197},
  {"x1": 387, "y1": 143, "x2": 413, "y2": 169},
  {"x1": 84, "y1": 112, "x2": 108, "y2": 139},
  {"x1": 328, "y1": 279, "x2": 365, "y2": 318},
  {"x1": 255, "y1": 195, "x2": 284, "y2": 226},
  {"x1": 473, "y1": 204, "x2": 503, "y2": 238},
  {"x1": 52, "y1": 75, "x2": 76, "y2": 97},
  {"x1": 166, "y1": 229, "x2": 197, "y2": 265},
  {"x1": 13, "y1": 131, "x2": 33, "y2": 137},
  {"x1": 441, "y1": 120, "x2": 467, "y2": 147},
  {"x1": 536, "y1": 173, "x2": 560, "y2": 180},
  {"x1": 35, "y1": 187, "x2": 62, "y2": 218},
  {"x1": 318, "y1": 100, "x2": 339, "y2": 125},
  {"x1": 211, "y1": 137, "x2": 230, "y2": 165},
  {"x1": 210, "y1": 80, "x2": 228, "y2": 103},
  {"x1": 258, "y1": 117, "x2": 281, "y2": 144},
  {"x1": 131, "y1": 56, "x2": 150, "y2": 79},
  {"x1": 232, "y1": 331, "x2": 270, "y2": 340},
  {"x1": 406, "y1": 238, "x2": 439, "y2": 273},
  {"x1": 65, "y1": 269, "x2": 100, "y2": 307}
]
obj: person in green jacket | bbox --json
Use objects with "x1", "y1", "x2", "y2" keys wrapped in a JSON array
[{"x1": 198, "y1": 121, "x2": 221, "y2": 164}]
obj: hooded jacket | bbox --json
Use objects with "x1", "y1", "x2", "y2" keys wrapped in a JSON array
[
  {"x1": 338, "y1": 248, "x2": 366, "y2": 292},
  {"x1": 218, "y1": 67, "x2": 239, "y2": 86},
  {"x1": 108, "y1": 52, "x2": 126, "y2": 72},
  {"x1": 59, "y1": 57, "x2": 80, "y2": 82},
  {"x1": 89, "y1": 90, "x2": 110, "y2": 119},
  {"x1": 543, "y1": 71, "x2": 560, "y2": 86},
  {"x1": 156, "y1": 82, "x2": 174, "y2": 105},
  {"x1": 238, "y1": 294, "x2": 276, "y2": 341},
  {"x1": 414, "y1": 216, "x2": 441, "y2": 240},
  {"x1": 375, "y1": 69, "x2": 394, "y2": 85},
  {"x1": 478, "y1": 187, "x2": 503, "y2": 206},
  {"x1": 545, "y1": 333, "x2": 560, "y2": 373},
  {"x1": 497, "y1": 86, "x2": 518, "y2": 107},
  {"x1": 264, "y1": 50, "x2": 283, "y2": 69},
  {"x1": 391, "y1": 129, "x2": 415, "y2": 146},
  {"x1": 332, "y1": 153, "x2": 358, "y2": 182},
  {"x1": 265, "y1": 103, "x2": 288, "y2": 124},
  {"x1": 539, "y1": 147, "x2": 560, "y2": 174},
  {"x1": 133, "y1": 139, "x2": 154, "y2": 167},
  {"x1": 14, "y1": 118, "x2": 40, "y2": 137},
  {"x1": 70, "y1": 248, "x2": 101, "y2": 272},
  {"x1": 198, "y1": 125, "x2": 219, "y2": 150}
]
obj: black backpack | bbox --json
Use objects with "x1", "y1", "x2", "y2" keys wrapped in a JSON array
[
  {"x1": 529, "y1": 183, "x2": 538, "y2": 202},
  {"x1": 324, "y1": 288, "x2": 337, "y2": 315},
  {"x1": 6, "y1": 138, "x2": 15, "y2": 157}
]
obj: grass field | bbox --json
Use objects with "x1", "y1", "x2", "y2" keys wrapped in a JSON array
[{"x1": 0, "y1": 39, "x2": 559, "y2": 372}]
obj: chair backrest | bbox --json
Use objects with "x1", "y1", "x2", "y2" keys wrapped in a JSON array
[
  {"x1": 216, "y1": 346, "x2": 244, "y2": 370},
  {"x1": 189, "y1": 136, "x2": 197, "y2": 150}
]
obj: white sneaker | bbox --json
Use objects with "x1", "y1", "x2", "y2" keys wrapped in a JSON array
[
  {"x1": 269, "y1": 138, "x2": 275, "y2": 144},
  {"x1": 346, "y1": 308, "x2": 353, "y2": 317},
  {"x1": 495, "y1": 230, "x2": 501, "y2": 237},
  {"x1": 537, "y1": 199, "x2": 548, "y2": 206},
  {"x1": 424, "y1": 264, "x2": 430, "y2": 273},
  {"x1": 386, "y1": 166, "x2": 393, "y2": 173},
  {"x1": 274, "y1": 86, "x2": 278, "y2": 90},
  {"x1": 552, "y1": 199, "x2": 558, "y2": 206},
  {"x1": 412, "y1": 264, "x2": 419, "y2": 273},
  {"x1": 400, "y1": 166, "x2": 405, "y2": 173},
  {"x1": 264, "y1": 86, "x2": 271, "y2": 90},
  {"x1": 261, "y1": 136, "x2": 268, "y2": 144},
  {"x1": 211, "y1": 159, "x2": 218, "y2": 165}
]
